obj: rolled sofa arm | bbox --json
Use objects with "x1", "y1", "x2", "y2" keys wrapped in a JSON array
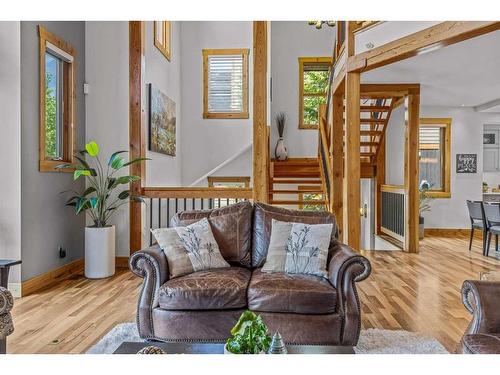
[
  {"x1": 129, "y1": 245, "x2": 169, "y2": 339},
  {"x1": 0, "y1": 287, "x2": 14, "y2": 339},
  {"x1": 328, "y1": 241, "x2": 371, "y2": 345},
  {"x1": 462, "y1": 280, "x2": 500, "y2": 335}
]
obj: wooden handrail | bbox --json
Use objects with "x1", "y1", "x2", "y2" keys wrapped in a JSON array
[
  {"x1": 380, "y1": 184, "x2": 405, "y2": 194},
  {"x1": 142, "y1": 187, "x2": 253, "y2": 199}
]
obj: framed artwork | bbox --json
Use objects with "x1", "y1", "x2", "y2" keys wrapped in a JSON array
[
  {"x1": 154, "y1": 21, "x2": 171, "y2": 61},
  {"x1": 456, "y1": 154, "x2": 477, "y2": 173},
  {"x1": 149, "y1": 84, "x2": 176, "y2": 156}
]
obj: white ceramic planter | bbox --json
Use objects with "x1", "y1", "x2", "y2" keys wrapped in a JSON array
[
  {"x1": 85, "y1": 226, "x2": 115, "y2": 279},
  {"x1": 275, "y1": 138, "x2": 288, "y2": 161}
]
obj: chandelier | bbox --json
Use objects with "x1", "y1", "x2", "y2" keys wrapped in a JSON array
[{"x1": 308, "y1": 21, "x2": 336, "y2": 30}]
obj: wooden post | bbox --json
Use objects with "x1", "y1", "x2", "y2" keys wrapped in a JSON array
[
  {"x1": 331, "y1": 93, "x2": 344, "y2": 239},
  {"x1": 252, "y1": 21, "x2": 268, "y2": 203},
  {"x1": 375, "y1": 138, "x2": 385, "y2": 235},
  {"x1": 404, "y1": 91, "x2": 420, "y2": 253},
  {"x1": 343, "y1": 72, "x2": 361, "y2": 249},
  {"x1": 129, "y1": 21, "x2": 146, "y2": 254}
]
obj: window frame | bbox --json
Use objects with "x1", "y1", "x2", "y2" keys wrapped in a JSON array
[
  {"x1": 207, "y1": 176, "x2": 250, "y2": 188},
  {"x1": 202, "y1": 48, "x2": 249, "y2": 120},
  {"x1": 39, "y1": 25, "x2": 76, "y2": 173},
  {"x1": 154, "y1": 21, "x2": 171, "y2": 61},
  {"x1": 419, "y1": 117, "x2": 452, "y2": 198},
  {"x1": 298, "y1": 57, "x2": 332, "y2": 130}
]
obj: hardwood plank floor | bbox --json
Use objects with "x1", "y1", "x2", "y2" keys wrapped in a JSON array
[{"x1": 8, "y1": 234, "x2": 500, "y2": 353}]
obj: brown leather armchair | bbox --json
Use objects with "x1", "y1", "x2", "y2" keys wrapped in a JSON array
[
  {"x1": 461, "y1": 280, "x2": 500, "y2": 354},
  {"x1": 130, "y1": 202, "x2": 371, "y2": 346}
]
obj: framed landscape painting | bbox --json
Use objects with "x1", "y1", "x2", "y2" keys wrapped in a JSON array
[{"x1": 149, "y1": 84, "x2": 176, "y2": 156}]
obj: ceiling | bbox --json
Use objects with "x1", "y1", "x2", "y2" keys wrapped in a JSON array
[{"x1": 361, "y1": 30, "x2": 500, "y2": 111}]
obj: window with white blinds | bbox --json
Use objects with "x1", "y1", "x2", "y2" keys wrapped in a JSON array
[{"x1": 203, "y1": 49, "x2": 249, "y2": 119}]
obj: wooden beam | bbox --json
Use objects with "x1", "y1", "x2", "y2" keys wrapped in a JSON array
[
  {"x1": 343, "y1": 72, "x2": 361, "y2": 250},
  {"x1": 129, "y1": 21, "x2": 146, "y2": 255},
  {"x1": 331, "y1": 93, "x2": 344, "y2": 240},
  {"x1": 375, "y1": 136, "x2": 385, "y2": 235},
  {"x1": 349, "y1": 21, "x2": 500, "y2": 73},
  {"x1": 404, "y1": 92, "x2": 420, "y2": 253},
  {"x1": 142, "y1": 187, "x2": 253, "y2": 199},
  {"x1": 252, "y1": 21, "x2": 268, "y2": 203}
]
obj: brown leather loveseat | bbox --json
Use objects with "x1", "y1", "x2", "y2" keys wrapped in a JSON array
[{"x1": 130, "y1": 202, "x2": 371, "y2": 346}]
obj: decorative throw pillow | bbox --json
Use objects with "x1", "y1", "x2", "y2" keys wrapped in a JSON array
[
  {"x1": 151, "y1": 218, "x2": 230, "y2": 278},
  {"x1": 262, "y1": 219, "x2": 333, "y2": 278}
]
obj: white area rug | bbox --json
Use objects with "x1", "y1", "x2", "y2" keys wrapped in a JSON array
[{"x1": 86, "y1": 323, "x2": 449, "y2": 354}]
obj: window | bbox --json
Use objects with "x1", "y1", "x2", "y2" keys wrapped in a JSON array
[
  {"x1": 298, "y1": 186, "x2": 325, "y2": 211},
  {"x1": 298, "y1": 57, "x2": 332, "y2": 129},
  {"x1": 203, "y1": 49, "x2": 249, "y2": 119},
  {"x1": 419, "y1": 118, "x2": 451, "y2": 198},
  {"x1": 207, "y1": 176, "x2": 250, "y2": 208},
  {"x1": 39, "y1": 26, "x2": 75, "y2": 172}
]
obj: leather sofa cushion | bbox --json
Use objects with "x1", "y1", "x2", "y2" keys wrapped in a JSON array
[
  {"x1": 462, "y1": 333, "x2": 500, "y2": 354},
  {"x1": 159, "y1": 267, "x2": 251, "y2": 310},
  {"x1": 171, "y1": 201, "x2": 253, "y2": 267},
  {"x1": 252, "y1": 202, "x2": 338, "y2": 267},
  {"x1": 247, "y1": 268, "x2": 337, "y2": 314}
]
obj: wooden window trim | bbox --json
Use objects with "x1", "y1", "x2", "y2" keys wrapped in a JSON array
[
  {"x1": 419, "y1": 117, "x2": 451, "y2": 198},
  {"x1": 298, "y1": 57, "x2": 332, "y2": 130},
  {"x1": 202, "y1": 48, "x2": 249, "y2": 119},
  {"x1": 207, "y1": 176, "x2": 250, "y2": 188},
  {"x1": 154, "y1": 21, "x2": 171, "y2": 61},
  {"x1": 39, "y1": 25, "x2": 76, "y2": 173}
]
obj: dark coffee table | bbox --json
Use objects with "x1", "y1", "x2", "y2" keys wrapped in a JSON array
[{"x1": 113, "y1": 341, "x2": 354, "y2": 354}]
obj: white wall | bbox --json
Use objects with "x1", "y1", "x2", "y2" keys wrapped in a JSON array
[
  {"x1": 85, "y1": 21, "x2": 130, "y2": 256},
  {"x1": 145, "y1": 21, "x2": 183, "y2": 187},
  {"x1": 0, "y1": 22, "x2": 22, "y2": 290},
  {"x1": 270, "y1": 21, "x2": 335, "y2": 158},
  {"x1": 385, "y1": 105, "x2": 405, "y2": 185},
  {"x1": 180, "y1": 21, "x2": 253, "y2": 186},
  {"x1": 385, "y1": 105, "x2": 500, "y2": 228}
]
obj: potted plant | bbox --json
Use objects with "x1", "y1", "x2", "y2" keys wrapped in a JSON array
[
  {"x1": 483, "y1": 182, "x2": 489, "y2": 193},
  {"x1": 225, "y1": 310, "x2": 271, "y2": 354},
  {"x1": 419, "y1": 180, "x2": 434, "y2": 240},
  {"x1": 274, "y1": 112, "x2": 288, "y2": 161},
  {"x1": 58, "y1": 141, "x2": 148, "y2": 279}
]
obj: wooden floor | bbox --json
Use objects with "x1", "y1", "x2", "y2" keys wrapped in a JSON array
[{"x1": 8, "y1": 234, "x2": 500, "y2": 353}]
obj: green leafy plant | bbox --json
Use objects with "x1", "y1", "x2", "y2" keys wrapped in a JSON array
[
  {"x1": 419, "y1": 180, "x2": 434, "y2": 216},
  {"x1": 58, "y1": 141, "x2": 149, "y2": 227},
  {"x1": 226, "y1": 311, "x2": 271, "y2": 354}
]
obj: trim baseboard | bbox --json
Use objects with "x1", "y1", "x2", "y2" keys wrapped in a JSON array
[
  {"x1": 424, "y1": 228, "x2": 482, "y2": 238},
  {"x1": 21, "y1": 256, "x2": 130, "y2": 297}
]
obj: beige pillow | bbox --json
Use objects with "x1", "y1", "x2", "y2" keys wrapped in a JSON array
[
  {"x1": 262, "y1": 219, "x2": 333, "y2": 278},
  {"x1": 152, "y1": 218, "x2": 230, "y2": 278}
]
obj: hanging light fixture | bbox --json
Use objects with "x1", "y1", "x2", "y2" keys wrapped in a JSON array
[{"x1": 308, "y1": 21, "x2": 336, "y2": 30}]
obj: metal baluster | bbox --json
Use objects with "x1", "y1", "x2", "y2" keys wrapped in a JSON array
[
  {"x1": 184, "y1": 198, "x2": 187, "y2": 211},
  {"x1": 158, "y1": 198, "x2": 162, "y2": 230},
  {"x1": 201, "y1": 198, "x2": 204, "y2": 210},
  {"x1": 175, "y1": 198, "x2": 178, "y2": 214},
  {"x1": 226, "y1": 198, "x2": 229, "y2": 206},
  {"x1": 209, "y1": 198, "x2": 213, "y2": 209},
  {"x1": 192, "y1": 198, "x2": 195, "y2": 210},
  {"x1": 166, "y1": 198, "x2": 170, "y2": 228},
  {"x1": 149, "y1": 198, "x2": 153, "y2": 246}
]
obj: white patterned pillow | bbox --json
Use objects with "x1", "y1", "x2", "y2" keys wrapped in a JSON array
[
  {"x1": 262, "y1": 219, "x2": 333, "y2": 278},
  {"x1": 151, "y1": 218, "x2": 230, "y2": 278}
]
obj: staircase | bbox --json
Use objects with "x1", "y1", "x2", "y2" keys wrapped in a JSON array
[{"x1": 269, "y1": 158, "x2": 326, "y2": 209}]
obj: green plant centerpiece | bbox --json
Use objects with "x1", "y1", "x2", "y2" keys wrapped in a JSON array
[
  {"x1": 225, "y1": 311, "x2": 271, "y2": 354},
  {"x1": 58, "y1": 141, "x2": 148, "y2": 226}
]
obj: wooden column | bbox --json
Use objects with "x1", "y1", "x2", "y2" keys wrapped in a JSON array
[
  {"x1": 252, "y1": 21, "x2": 268, "y2": 203},
  {"x1": 404, "y1": 91, "x2": 420, "y2": 253},
  {"x1": 375, "y1": 138, "x2": 385, "y2": 235},
  {"x1": 331, "y1": 93, "x2": 344, "y2": 239},
  {"x1": 343, "y1": 72, "x2": 361, "y2": 249},
  {"x1": 129, "y1": 21, "x2": 146, "y2": 254}
]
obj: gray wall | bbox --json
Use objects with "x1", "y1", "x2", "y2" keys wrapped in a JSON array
[
  {"x1": 0, "y1": 22, "x2": 22, "y2": 290},
  {"x1": 270, "y1": 21, "x2": 335, "y2": 158},
  {"x1": 21, "y1": 22, "x2": 86, "y2": 281}
]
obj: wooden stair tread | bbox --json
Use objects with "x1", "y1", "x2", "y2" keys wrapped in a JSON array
[
  {"x1": 270, "y1": 200, "x2": 326, "y2": 205},
  {"x1": 270, "y1": 189, "x2": 323, "y2": 194},
  {"x1": 271, "y1": 179, "x2": 322, "y2": 184}
]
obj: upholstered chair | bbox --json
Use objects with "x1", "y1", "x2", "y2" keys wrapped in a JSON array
[{"x1": 0, "y1": 286, "x2": 14, "y2": 354}]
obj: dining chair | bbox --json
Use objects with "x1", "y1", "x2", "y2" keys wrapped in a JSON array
[
  {"x1": 466, "y1": 200, "x2": 488, "y2": 254},
  {"x1": 483, "y1": 202, "x2": 500, "y2": 257}
]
